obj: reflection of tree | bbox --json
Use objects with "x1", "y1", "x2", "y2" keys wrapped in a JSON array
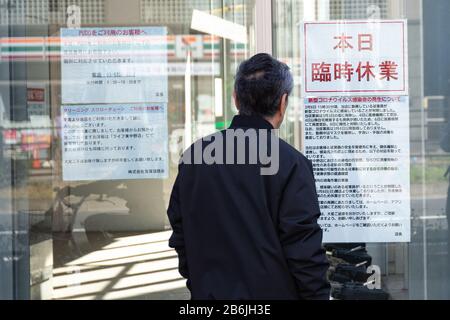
[{"x1": 440, "y1": 120, "x2": 450, "y2": 270}]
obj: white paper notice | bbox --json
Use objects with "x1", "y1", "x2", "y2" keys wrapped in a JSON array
[
  {"x1": 301, "y1": 20, "x2": 408, "y2": 96},
  {"x1": 61, "y1": 27, "x2": 168, "y2": 104},
  {"x1": 303, "y1": 96, "x2": 411, "y2": 243},
  {"x1": 61, "y1": 104, "x2": 168, "y2": 181}
]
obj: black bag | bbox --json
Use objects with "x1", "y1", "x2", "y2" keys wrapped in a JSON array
[
  {"x1": 331, "y1": 283, "x2": 390, "y2": 300},
  {"x1": 327, "y1": 245, "x2": 372, "y2": 267},
  {"x1": 329, "y1": 264, "x2": 371, "y2": 283}
]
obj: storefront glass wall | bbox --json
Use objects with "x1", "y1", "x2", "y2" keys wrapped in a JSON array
[
  {"x1": 0, "y1": 0, "x2": 258, "y2": 300},
  {"x1": 273, "y1": 0, "x2": 450, "y2": 300}
]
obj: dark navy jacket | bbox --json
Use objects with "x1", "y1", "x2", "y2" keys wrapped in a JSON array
[{"x1": 167, "y1": 115, "x2": 330, "y2": 300}]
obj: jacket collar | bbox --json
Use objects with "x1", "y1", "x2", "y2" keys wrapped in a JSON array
[{"x1": 228, "y1": 114, "x2": 274, "y2": 130}]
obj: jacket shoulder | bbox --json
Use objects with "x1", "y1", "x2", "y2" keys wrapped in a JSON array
[{"x1": 278, "y1": 138, "x2": 312, "y2": 167}]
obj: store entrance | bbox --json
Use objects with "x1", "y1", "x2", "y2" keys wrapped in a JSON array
[{"x1": 0, "y1": 0, "x2": 257, "y2": 300}]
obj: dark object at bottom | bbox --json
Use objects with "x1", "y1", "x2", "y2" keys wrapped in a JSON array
[
  {"x1": 332, "y1": 283, "x2": 390, "y2": 300},
  {"x1": 330, "y1": 264, "x2": 371, "y2": 283},
  {"x1": 324, "y1": 243, "x2": 366, "y2": 251},
  {"x1": 330, "y1": 248, "x2": 372, "y2": 267}
]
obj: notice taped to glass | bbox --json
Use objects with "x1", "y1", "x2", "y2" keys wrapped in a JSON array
[
  {"x1": 61, "y1": 103, "x2": 168, "y2": 181},
  {"x1": 300, "y1": 20, "x2": 408, "y2": 96},
  {"x1": 60, "y1": 27, "x2": 168, "y2": 104},
  {"x1": 303, "y1": 96, "x2": 410, "y2": 242}
]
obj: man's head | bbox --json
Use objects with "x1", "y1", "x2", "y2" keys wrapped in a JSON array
[{"x1": 233, "y1": 53, "x2": 294, "y2": 129}]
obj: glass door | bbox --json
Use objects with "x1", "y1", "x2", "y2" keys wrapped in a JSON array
[{"x1": 0, "y1": 0, "x2": 257, "y2": 300}]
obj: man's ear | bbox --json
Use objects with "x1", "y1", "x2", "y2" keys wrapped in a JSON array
[
  {"x1": 233, "y1": 91, "x2": 240, "y2": 111},
  {"x1": 279, "y1": 93, "x2": 288, "y2": 118}
]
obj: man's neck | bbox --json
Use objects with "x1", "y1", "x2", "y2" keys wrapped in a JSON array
[{"x1": 263, "y1": 116, "x2": 279, "y2": 129}]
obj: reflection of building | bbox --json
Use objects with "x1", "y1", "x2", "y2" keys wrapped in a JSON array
[
  {"x1": 423, "y1": 0, "x2": 450, "y2": 152},
  {"x1": 329, "y1": 0, "x2": 389, "y2": 19},
  {"x1": 286, "y1": 0, "x2": 390, "y2": 21},
  {"x1": 141, "y1": 0, "x2": 247, "y2": 25},
  {"x1": 0, "y1": 0, "x2": 105, "y2": 25},
  {"x1": 141, "y1": 0, "x2": 210, "y2": 24},
  {"x1": 0, "y1": 34, "x2": 245, "y2": 63},
  {"x1": 0, "y1": 0, "x2": 247, "y2": 26}
]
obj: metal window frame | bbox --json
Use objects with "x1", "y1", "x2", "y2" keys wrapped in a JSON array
[{"x1": 254, "y1": 0, "x2": 272, "y2": 54}]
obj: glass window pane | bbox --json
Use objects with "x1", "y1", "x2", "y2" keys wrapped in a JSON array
[
  {"x1": 273, "y1": 0, "x2": 450, "y2": 300},
  {"x1": 1, "y1": 0, "x2": 256, "y2": 300}
]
